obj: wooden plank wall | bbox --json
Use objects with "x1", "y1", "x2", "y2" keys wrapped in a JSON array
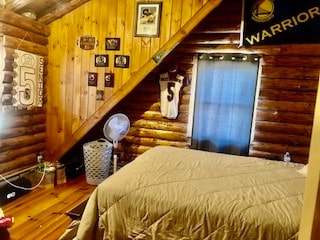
[
  {"x1": 108, "y1": 0, "x2": 319, "y2": 164},
  {"x1": 45, "y1": 0, "x2": 211, "y2": 156},
  {"x1": 0, "y1": 8, "x2": 49, "y2": 175}
]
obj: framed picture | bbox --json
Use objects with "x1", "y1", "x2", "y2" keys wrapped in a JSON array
[
  {"x1": 114, "y1": 55, "x2": 130, "y2": 68},
  {"x1": 104, "y1": 73, "x2": 114, "y2": 87},
  {"x1": 77, "y1": 35, "x2": 98, "y2": 50},
  {"x1": 135, "y1": 2, "x2": 162, "y2": 37},
  {"x1": 105, "y1": 38, "x2": 120, "y2": 50},
  {"x1": 88, "y1": 72, "x2": 98, "y2": 86},
  {"x1": 94, "y1": 54, "x2": 108, "y2": 67},
  {"x1": 96, "y1": 90, "x2": 104, "y2": 100}
]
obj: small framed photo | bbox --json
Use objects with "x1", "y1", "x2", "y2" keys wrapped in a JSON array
[
  {"x1": 94, "y1": 54, "x2": 108, "y2": 67},
  {"x1": 105, "y1": 38, "x2": 120, "y2": 50},
  {"x1": 88, "y1": 72, "x2": 98, "y2": 86},
  {"x1": 114, "y1": 55, "x2": 130, "y2": 68},
  {"x1": 104, "y1": 73, "x2": 114, "y2": 87},
  {"x1": 135, "y1": 2, "x2": 162, "y2": 37},
  {"x1": 96, "y1": 90, "x2": 104, "y2": 100}
]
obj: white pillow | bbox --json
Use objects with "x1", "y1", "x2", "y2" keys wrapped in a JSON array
[{"x1": 298, "y1": 164, "x2": 308, "y2": 177}]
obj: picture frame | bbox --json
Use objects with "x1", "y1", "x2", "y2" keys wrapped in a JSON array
[
  {"x1": 135, "y1": 2, "x2": 162, "y2": 37},
  {"x1": 96, "y1": 90, "x2": 104, "y2": 100},
  {"x1": 105, "y1": 38, "x2": 120, "y2": 50},
  {"x1": 88, "y1": 72, "x2": 98, "y2": 86},
  {"x1": 104, "y1": 73, "x2": 114, "y2": 87},
  {"x1": 114, "y1": 55, "x2": 130, "y2": 68},
  {"x1": 94, "y1": 54, "x2": 108, "y2": 67}
]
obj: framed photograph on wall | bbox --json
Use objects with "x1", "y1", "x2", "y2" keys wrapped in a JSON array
[
  {"x1": 135, "y1": 2, "x2": 162, "y2": 37},
  {"x1": 96, "y1": 90, "x2": 104, "y2": 100},
  {"x1": 104, "y1": 73, "x2": 114, "y2": 87},
  {"x1": 105, "y1": 38, "x2": 120, "y2": 50},
  {"x1": 88, "y1": 72, "x2": 98, "y2": 86},
  {"x1": 94, "y1": 54, "x2": 108, "y2": 67},
  {"x1": 114, "y1": 55, "x2": 130, "y2": 68}
]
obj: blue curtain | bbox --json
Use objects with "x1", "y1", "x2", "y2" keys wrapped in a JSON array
[{"x1": 191, "y1": 54, "x2": 259, "y2": 155}]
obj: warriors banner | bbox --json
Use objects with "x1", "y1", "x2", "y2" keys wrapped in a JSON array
[
  {"x1": 13, "y1": 50, "x2": 44, "y2": 107},
  {"x1": 241, "y1": 0, "x2": 320, "y2": 46}
]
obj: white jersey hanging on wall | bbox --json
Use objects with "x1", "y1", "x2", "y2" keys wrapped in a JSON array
[
  {"x1": 12, "y1": 49, "x2": 44, "y2": 107},
  {"x1": 159, "y1": 71, "x2": 184, "y2": 119}
]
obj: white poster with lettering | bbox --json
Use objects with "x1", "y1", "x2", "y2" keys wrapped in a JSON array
[{"x1": 13, "y1": 50, "x2": 44, "y2": 107}]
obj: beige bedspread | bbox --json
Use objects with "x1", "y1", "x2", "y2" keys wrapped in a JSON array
[{"x1": 76, "y1": 146, "x2": 306, "y2": 240}]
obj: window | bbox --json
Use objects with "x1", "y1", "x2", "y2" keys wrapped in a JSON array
[{"x1": 191, "y1": 53, "x2": 260, "y2": 155}]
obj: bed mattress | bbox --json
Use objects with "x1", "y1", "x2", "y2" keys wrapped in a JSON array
[{"x1": 76, "y1": 146, "x2": 305, "y2": 240}]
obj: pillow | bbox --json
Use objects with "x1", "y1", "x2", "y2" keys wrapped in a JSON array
[{"x1": 298, "y1": 164, "x2": 308, "y2": 177}]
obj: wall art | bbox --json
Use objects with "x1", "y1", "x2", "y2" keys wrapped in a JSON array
[
  {"x1": 104, "y1": 73, "x2": 114, "y2": 87},
  {"x1": 105, "y1": 38, "x2": 120, "y2": 50},
  {"x1": 95, "y1": 54, "x2": 108, "y2": 67},
  {"x1": 135, "y1": 2, "x2": 162, "y2": 37},
  {"x1": 88, "y1": 72, "x2": 98, "y2": 86},
  {"x1": 114, "y1": 55, "x2": 130, "y2": 68}
]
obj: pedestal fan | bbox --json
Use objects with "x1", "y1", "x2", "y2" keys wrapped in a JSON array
[{"x1": 103, "y1": 113, "x2": 130, "y2": 173}]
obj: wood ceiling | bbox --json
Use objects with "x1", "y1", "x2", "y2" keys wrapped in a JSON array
[{"x1": 4, "y1": 0, "x2": 90, "y2": 24}]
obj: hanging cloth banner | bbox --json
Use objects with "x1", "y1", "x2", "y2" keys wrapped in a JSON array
[
  {"x1": 241, "y1": 0, "x2": 320, "y2": 46},
  {"x1": 12, "y1": 50, "x2": 44, "y2": 107}
]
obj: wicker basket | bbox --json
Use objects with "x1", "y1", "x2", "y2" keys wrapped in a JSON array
[{"x1": 83, "y1": 138, "x2": 113, "y2": 185}]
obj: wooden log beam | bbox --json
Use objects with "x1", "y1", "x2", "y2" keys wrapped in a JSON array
[
  {"x1": 257, "y1": 99, "x2": 315, "y2": 114},
  {"x1": 0, "y1": 22, "x2": 48, "y2": 46},
  {"x1": 131, "y1": 119, "x2": 187, "y2": 132},
  {"x1": 249, "y1": 149, "x2": 308, "y2": 164},
  {"x1": 0, "y1": 132, "x2": 46, "y2": 153},
  {"x1": 1, "y1": 113, "x2": 45, "y2": 128},
  {"x1": 38, "y1": 0, "x2": 91, "y2": 24},
  {"x1": 258, "y1": 89, "x2": 316, "y2": 103},
  {"x1": 2, "y1": 71, "x2": 13, "y2": 83},
  {"x1": 260, "y1": 78, "x2": 318, "y2": 92},
  {"x1": 123, "y1": 136, "x2": 189, "y2": 148},
  {"x1": 263, "y1": 55, "x2": 320, "y2": 68},
  {"x1": 0, "y1": 124, "x2": 46, "y2": 139},
  {"x1": 250, "y1": 142, "x2": 310, "y2": 157},
  {"x1": 253, "y1": 131, "x2": 311, "y2": 146},
  {"x1": 127, "y1": 110, "x2": 189, "y2": 123},
  {"x1": 0, "y1": 8, "x2": 50, "y2": 37},
  {"x1": 183, "y1": 33, "x2": 240, "y2": 45},
  {"x1": 2, "y1": 35, "x2": 48, "y2": 56},
  {"x1": 5, "y1": 0, "x2": 36, "y2": 12},
  {"x1": 128, "y1": 127, "x2": 187, "y2": 142},
  {"x1": 254, "y1": 121, "x2": 312, "y2": 137},
  {"x1": 0, "y1": 142, "x2": 45, "y2": 163},
  {"x1": 115, "y1": 145, "x2": 153, "y2": 155},
  {"x1": 261, "y1": 66, "x2": 320, "y2": 80},
  {"x1": 0, "y1": 153, "x2": 37, "y2": 174},
  {"x1": 255, "y1": 110, "x2": 314, "y2": 125}
]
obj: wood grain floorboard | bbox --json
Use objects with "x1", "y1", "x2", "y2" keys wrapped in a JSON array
[{"x1": 2, "y1": 175, "x2": 96, "y2": 240}]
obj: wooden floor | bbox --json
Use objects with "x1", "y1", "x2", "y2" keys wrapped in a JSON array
[{"x1": 2, "y1": 174, "x2": 96, "y2": 240}]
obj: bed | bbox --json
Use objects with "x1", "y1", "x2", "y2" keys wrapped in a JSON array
[{"x1": 75, "y1": 146, "x2": 306, "y2": 240}]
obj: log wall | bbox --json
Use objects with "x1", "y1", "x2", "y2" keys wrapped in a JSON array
[
  {"x1": 0, "y1": 8, "x2": 50, "y2": 175},
  {"x1": 110, "y1": 0, "x2": 319, "y2": 164},
  {"x1": 113, "y1": 54, "x2": 193, "y2": 162}
]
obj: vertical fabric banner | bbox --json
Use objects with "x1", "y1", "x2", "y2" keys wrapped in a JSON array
[
  {"x1": 13, "y1": 50, "x2": 44, "y2": 107},
  {"x1": 241, "y1": 0, "x2": 320, "y2": 46}
]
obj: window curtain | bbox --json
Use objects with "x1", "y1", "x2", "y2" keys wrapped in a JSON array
[{"x1": 191, "y1": 54, "x2": 259, "y2": 155}]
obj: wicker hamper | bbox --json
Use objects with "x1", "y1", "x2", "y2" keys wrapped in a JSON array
[{"x1": 83, "y1": 138, "x2": 113, "y2": 185}]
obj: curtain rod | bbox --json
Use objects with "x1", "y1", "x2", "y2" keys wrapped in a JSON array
[{"x1": 199, "y1": 53, "x2": 260, "y2": 62}]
